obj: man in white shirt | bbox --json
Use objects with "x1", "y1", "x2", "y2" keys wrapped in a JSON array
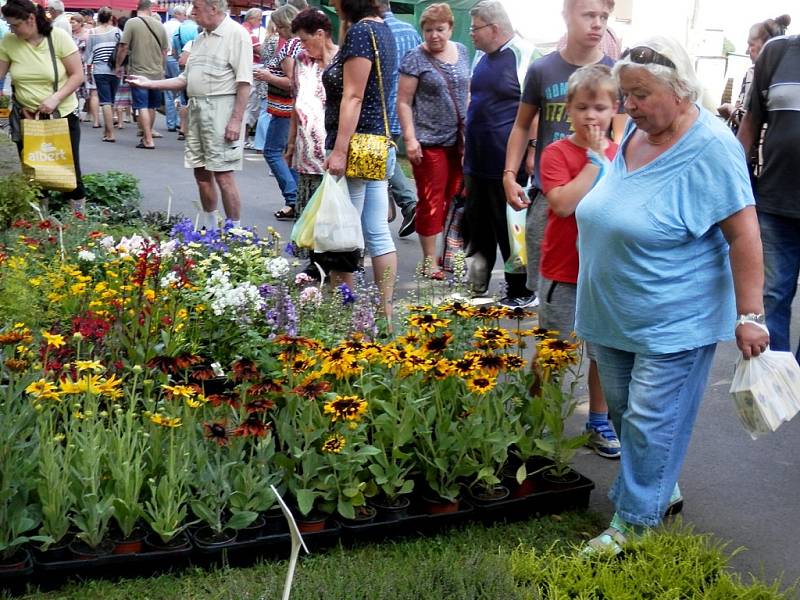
[{"x1": 47, "y1": 0, "x2": 71, "y2": 35}]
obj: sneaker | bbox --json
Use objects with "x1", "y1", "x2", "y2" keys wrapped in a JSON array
[
  {"x1": 398, "y1": 209, "x2": 416, "y2": 237},
  {"x1": 585, "y1": 421, "x2": 621, "y2": 459},
  {"x1": 664, "y1": 483, "x2": 683, "y2": 517},
  {"x1": 498, "y1": 294, "x2": 538, "y2": 309}
]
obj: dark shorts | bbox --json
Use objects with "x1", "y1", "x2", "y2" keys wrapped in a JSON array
[
  {"x1": 93, "y1": 73, "x2": 119, "y2": 106},
  {"x1": 131, "y1": 86, "x2": 162, "y2": 110}
]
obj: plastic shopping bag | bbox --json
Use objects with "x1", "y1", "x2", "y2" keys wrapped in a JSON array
[
  {"x1": 729, "y1": 349, "x2": 800, "y2": 439},
  {"x1": 291, "y1": 176, "x2": 325, "y2": 249},
  {"x1": 22, "y1": 117, "x2": 77, "y2": 192},
  {"x1": 504, "y1": 203, "x2": 527, "y2": 274},
  {"x1": 313, "y1": 173, "x2": 364, "y2": 253}
]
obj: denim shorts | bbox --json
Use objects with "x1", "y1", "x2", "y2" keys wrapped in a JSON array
[
  {"x1": 93, "y1": 73, "x2": 119, "y2": 106},
  {"x1": 131, "y1": 86, "x2": 162, "y2": 110},
  {"x1": 346, "y1": 147, "x2": 397, "y2": 258}
]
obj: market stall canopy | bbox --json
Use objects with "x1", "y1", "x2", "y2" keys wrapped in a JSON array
[{"x1": 61, "y1": 0, "x2": 158, "y2": 11}]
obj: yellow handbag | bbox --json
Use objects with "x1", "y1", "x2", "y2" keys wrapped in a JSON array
[
  {"x1": 22, "y1": 116, "x2": 77, "y2": 192},
  {"x1": 345, "y1": 26, "x2": 394, "y2": 181}
]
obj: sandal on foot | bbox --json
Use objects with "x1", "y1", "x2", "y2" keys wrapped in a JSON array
[
  {"x1": 582, "y1": 526, "x2": 628, "y2": 556},
  {"x1": 102, "y1": 137, "x2": 116, "y2": 143},
  {"x1": 136, "y1": 141, "x2": 155, "y2": 149},
  {"x1": 274, "y1": 207, "x2": 296, "y2": 221},
  {"x1": 664, "y1": 483, "x2": 683, "y2": 517}
]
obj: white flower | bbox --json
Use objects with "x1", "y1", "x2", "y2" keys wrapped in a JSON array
[
  {"x1": 160, "y1": 271, "x2": 180, "y2": 288},
  {"x1": 266, "y1": 257, "x2": 290, "y2": 279},
  {"x1": 228, "y1": 227, "x2": 253, "y2": 238},
  {"x1": 159, "y1": 239, "x2": 179, "y2": 257},
  {"x1": 77, "y1": 250, "x2": 96, "y2": 262},
  {"x1": 299, "y1": 286, "x2": 322, "y2": 307},
  {"x1": 99, "y1": 236, "x2": 116, "y2": 250}
]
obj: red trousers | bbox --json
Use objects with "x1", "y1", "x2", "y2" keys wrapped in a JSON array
[{"x1": 411, "y1": 145, "x2": 463, "y2": 237}]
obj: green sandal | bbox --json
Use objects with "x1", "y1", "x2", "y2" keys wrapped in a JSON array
[{"x1": 582, "y1": 513, "x2": 648, "y2": 557}]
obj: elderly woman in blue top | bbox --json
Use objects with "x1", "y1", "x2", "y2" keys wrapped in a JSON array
[{"x1": 575, "y1": 36, "x2": 769, "y2": 554}]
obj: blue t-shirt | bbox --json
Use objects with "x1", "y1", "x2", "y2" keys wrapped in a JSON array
[
  {"x1": 574, "y1": 107, "x2": 755, "y2": 354},
  {"x1": 322, "y1": 20, "x2": 398, "y2": 150},
  {"x1": 522, "y1": 51, "x2": 615, "y2": 187},
  {"x1": 463, "y1": 44, "x2": 520, "y2": 179}
]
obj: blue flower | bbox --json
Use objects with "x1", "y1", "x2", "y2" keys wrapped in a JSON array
[{"x1": 337, "y1": 283, "x2": 356, "y2": 305}]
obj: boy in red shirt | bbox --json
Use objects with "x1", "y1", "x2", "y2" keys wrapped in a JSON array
[{"x1": 538, "y1": 64, "x2": 619, "y2": 458}]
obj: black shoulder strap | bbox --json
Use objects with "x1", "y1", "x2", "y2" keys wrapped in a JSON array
[
  {"x1": 139, "y1": 16, "x2": 163, "y2": 50},
  {"x1": 46, "y1": 34, "x2": 58, "y2": 93}
]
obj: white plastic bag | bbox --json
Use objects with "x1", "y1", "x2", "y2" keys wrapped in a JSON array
[
  {"x1": 729, "y1": 349, "x2": 800, "y2": 439},
  {"x1": 504, "y1": 203, "x2": 527, "y2": 274},
  {"x1": 313, "y1": 173, "x2": 364, "y2": 253}
]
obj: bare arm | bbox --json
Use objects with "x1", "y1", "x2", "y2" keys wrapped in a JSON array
[
  {"x1": 545, "y1": 163, "x2": 600, "y2": 217},
  {"x1": 225, "y1": 81, "x2": 251, "y2": 143},
  {"x1": 114, "y1": 42, "x2": 128, "y2": 72},
  {"x1": 611, "y1": 113, "x2": 627, "y2": 142},
  {"x1": 719, "y1": 206, "x2": 769, "y2": 359},
  {"x1": 0, "y1": 59, "x2": 9, "y2": 83},
  {"x1": 503, "y1": 102, "x2": 538, "y2": 210},
  {"x1": 285, "y1": 106, "x2": 298, "y2": 165},
  {"x1": 127, "y1": 73, "x2": 187, "y2": 91},
  {"x1": 523, "y1": 114, "x2": 539, "y2": 175},
  {"x1": 736, "y1": 110, "x2": 759, "y2": 157},
  {"x1": 324, "y1": 55, "x2": 371, "y2": 177},
  {"x1": 397, "y1": 74, "x2": 421, "y2": 165},
  {"x1": 262, "y1": 55, "x2": 294, "y2": 92},
  {"x1": 38, "y1": 51, "x2": 84, "y2": 114}
]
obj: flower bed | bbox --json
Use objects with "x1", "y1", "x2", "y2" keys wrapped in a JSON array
[{"x1": 0, "y1": 211, "x2": 590, "y2": 583}]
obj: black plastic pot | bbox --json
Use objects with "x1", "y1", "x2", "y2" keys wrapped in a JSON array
[
  {"x1": 237, "y1": 515, "x2": 267, "y2": 541},
  {"x1": 261, "y1": 507, "x2": 289, "y2": 535},
  {"x1": 192, "y1": 527, "x2": 237, "y2": 550},
  {"x1": 370, "y1": 495, "x2": 412, "y2": 522},
  {"x1": 467, "y1": 485, "x2": 511, "y2": 507},
  {"x1": 144, "y1": 531, "x2": 192, "y2": 552},
  {"x1": 68, "y1": 539, "x2": 114, "y2": 560},
  {"x1": 0, "y1": 548, "x2": 34, "y2": 595}
]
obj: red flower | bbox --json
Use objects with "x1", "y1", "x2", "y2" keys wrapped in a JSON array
[
  {"x1": 73, "y1": 210, "x2": 86, "y2": 220},
  {"x1": 190, "y1": 366, "x2": 217, "y2": 381},
  {"x1": 230, "y1": 358, "x2": 259, "y2": 382},
  {"x1": 245, "y1": 398, "x2": 274, "y2": 413},
  {"x1": 71, "y1": 311, "x2": 112, "y2": 342},
  {"x1": 247, "y1": 379, "x2": 283, "y2": 396},
  {"x1": 37, "y1": 219, "x2": 53, "y2": 230},
  {"x1": 292, "y1": 379, "x2": 331, "y2": 400},
  {"x1": 206, "y1": 391, "x2": 239, "y2": 409},
  {"x1": 233, "y1": 413, "x2": 269, "y2": 438},
  {"x1": 204, "y1": 421, "x2": 230, "y2": 446}
]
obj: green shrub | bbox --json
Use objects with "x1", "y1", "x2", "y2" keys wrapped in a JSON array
[
  {"x1": 510, "y1": 523, "x2": 794, "y2": 599},
  {"x1": 50, "y1": 171, "x2": 142, "y2": 222},
  {"x1": 0, "y1": 174, "x2": 40, "y2": 229}
]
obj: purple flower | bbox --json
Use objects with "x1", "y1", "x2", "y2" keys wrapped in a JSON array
[{"x1": 337, "y1": 283, "x2": 356, "y2": 305}]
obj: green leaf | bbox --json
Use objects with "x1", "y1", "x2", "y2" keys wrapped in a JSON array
[
  {"x1": 399, "y1": 480, "x2": 414, "y2": 495},
  {"x1": 226, "y1": 510, "x2": 259, "y2": 531},
  {"x1": 516, "y1": 464, "x2": 527, "y2": 485},
  {"x1": 337, "y1": 498, "x2": 355, "y2": 520},
  {"x1": 296, "y1": 489, "x2": 317, "y2": 516}
]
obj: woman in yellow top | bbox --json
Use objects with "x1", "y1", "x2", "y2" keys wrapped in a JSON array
[{"x1": 0, "y1": 0, "x2": 86, "y2": 209}]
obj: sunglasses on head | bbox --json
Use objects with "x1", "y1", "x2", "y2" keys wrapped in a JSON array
[{"x1": 621, "y1": 46, "x2": 677, "y2": 70}]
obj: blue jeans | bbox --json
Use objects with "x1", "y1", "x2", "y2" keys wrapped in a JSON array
[
  {"x1": 263, "y1": 115, "x2": 297, "y2": 207},
  {"x1": 254, "y1": 100, "x2": 270, "y2": 151},
  {"x1": 758, "y1": 210, "x2": 800, "y2": 361},
  {"x1": 389, "y1": 135, "x2": 417, "y2": 216},
  {"x1": 164, "y1": 57, "x2": 180, "y2": 129},
  {"x1": 347, "y1": 147, "x2": 397, "y2": 258},
  {"x1": 593, "y1": 343, "x2": 717, "y2": 527}
]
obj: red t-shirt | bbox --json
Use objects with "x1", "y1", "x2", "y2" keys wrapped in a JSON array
[{"x1": 539, "y1": 138, "x2": 618, "y2": 284}]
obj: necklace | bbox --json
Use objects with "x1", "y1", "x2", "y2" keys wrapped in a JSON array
[{"x1": 645, "y1": 129, "x2": 676, "y2": 146}]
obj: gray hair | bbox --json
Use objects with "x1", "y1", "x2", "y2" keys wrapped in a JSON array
[
  {"x1": 470, "y1": 0, "x2": 513, "y2": 36},
  {"x1": 47, "y1": 0, "x2": 65, "y2": 13},
  {"x1": 171, "y1": 5, "x2": 187, "y2": 17},
  {"x1": 197, "y1": 0, "x2": 228, "y2": 12},
  {"x1": 612, "y1": 36, "x2": 703, "y2": 103},
  {"x1": 270, "y1": 4, "x2": 299, "y2": 29},
  {"x1": 287, "y1": 0, "x2": 309, "y2": 9},
  {"x1": 244, "y1": 7, "x2": 262, "y2": 21}
]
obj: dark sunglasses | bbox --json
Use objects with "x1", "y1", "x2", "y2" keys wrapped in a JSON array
[{"x1": 621, "y1": 46, "x2": 676, "y2": 70}]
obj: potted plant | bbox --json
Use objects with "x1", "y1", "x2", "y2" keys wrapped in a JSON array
[
  {"x1": 0, "y1": 383, "x2": 50, "y2": 569},
  {"x1": 36, "y1": 416, "x2": 75, "y2": 560},
  {"x1": 142, "y1": 422, "x2": 193, "y2": 551},
  {"x1": 67, "y1": 403, "x2": 116, "y2": 558},
  {"x1": 229, "y1": 433, "x2": 284, "y2": 539},
  {"x1": 531, "y1": 337, "x2": 588, "y2": 488},
  {"x1": 106, "y1": 395, "x2": 148, "y2": 554}
]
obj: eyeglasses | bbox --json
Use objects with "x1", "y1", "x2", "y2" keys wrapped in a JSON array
[
  {"x1": 621, "y1": 46, "x2": 677, "y2": 70},
  {"x1": 469, "y1": 23, "x2": 494, "y2": 33}
]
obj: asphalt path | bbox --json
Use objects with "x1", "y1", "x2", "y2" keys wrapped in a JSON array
[{"x1": 80, "y1": 115, "x2": 800, "y2": 591}]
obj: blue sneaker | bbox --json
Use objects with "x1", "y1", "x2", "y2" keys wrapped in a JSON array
[
  {"x1": 664, "y1": 483, "x2": 683, "y2": 517},
  {"x1": 585, "y1": 421, "x2": 621, "y2": 459}
]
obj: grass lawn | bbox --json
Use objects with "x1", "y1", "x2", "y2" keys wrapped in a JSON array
[{"x1": 6, "y1": 511, "x2": 794, "y2": 600}]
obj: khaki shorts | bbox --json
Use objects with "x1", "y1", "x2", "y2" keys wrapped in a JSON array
[{"x1": 184, "y1": 95, "x2": 245, "y2": 172}]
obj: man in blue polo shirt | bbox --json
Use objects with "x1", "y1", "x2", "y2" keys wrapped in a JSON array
[{"x1": 380, "y1": 0, "x2": 420, "y2": 238}]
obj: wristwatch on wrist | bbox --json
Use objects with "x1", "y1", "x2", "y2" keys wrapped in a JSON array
[
  {"x1": 736, "y1": 313, "x2": 766, "y2": 327},
  {"x1": 527, "y1": 139, "x2": 537, "y2": 149}
]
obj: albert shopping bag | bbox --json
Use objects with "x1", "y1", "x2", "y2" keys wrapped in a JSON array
[
  {"x1": 22, "y1": 117, "x2": 77, "y2": 192},
  {"x1": 313, "y1": 173, "x2": 364, "y2": 253},
  {"x1": 504, "y1": 203, "x2": 527, "y2": 274},
  {"x1": 729, "y1": 349, "x2": 800, "y2": 439},
  {"x1": 291, "y1": 176, "x2": 325, "y2": 250}
]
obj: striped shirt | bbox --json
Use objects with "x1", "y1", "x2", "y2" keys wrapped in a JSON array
[
  {"x1": 267, "y1": 37, "x2": 301, "y2": 118},
  {"x1": 85, "y1": 27, "x2": 121, "y2": 76},
  {"x1": 383, "y1": 10, "x2": 421, "y2": 135}
]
